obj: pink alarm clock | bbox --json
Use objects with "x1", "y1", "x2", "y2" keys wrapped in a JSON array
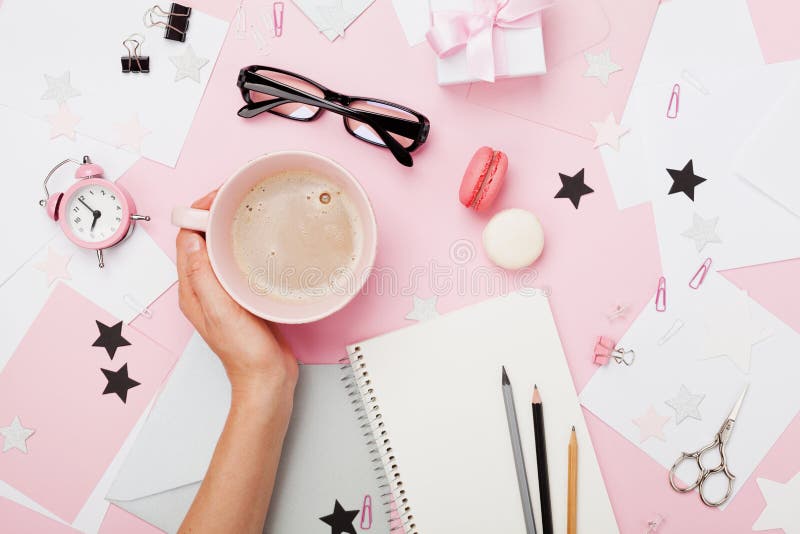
[{"x1": 39, "y1": 155, "x2": 150, "y2": 268}]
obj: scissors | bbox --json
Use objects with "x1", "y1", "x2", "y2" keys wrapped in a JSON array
[{"x1": 668, "y1": 386, "x2": 748, "y2": 507}]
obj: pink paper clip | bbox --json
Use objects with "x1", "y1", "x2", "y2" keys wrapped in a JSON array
[
  {"x1": 666, "y1": 84, "x2": 680, "y2": 119},
  {"x1": 360, "y1": 495, "x2": 372, "y2": 529},
  {"x1": 655, "y1": 276, "x2": 667, "y2": 312},
  {"x1": 645, "y1": 514, "x2": 665, "y2": 533},
  {"x1": 689, "y1": 257, "x2": 712, "y2": 289},
  {"x1": 593, "y1": 336, "x2": 636, "y2": 366},
  {"x1": 272, "y1": 1, "x2": 284, "y2": 37}
]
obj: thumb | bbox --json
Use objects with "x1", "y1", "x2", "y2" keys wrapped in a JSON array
[{"x1": 176, "y1": 231, "x2": 233, "y2": 309}]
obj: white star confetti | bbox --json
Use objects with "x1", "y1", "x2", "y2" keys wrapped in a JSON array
[
  {"x1": 405, "y1": 295, "x2": 440, "y2": 322},
  {"x1": 591, "y1": 113, "x2": 629, "y2": 150},
  {"x1": 41, "y1": 71, "x2": 81, "y2": 105},
  {"x1": 583, "y1": 49, "x2": 622, "y2": 86},
  {"x1": 46, "y1": 104, "x2": 81, "y2": 140},
  {"x1": 753, "y1": 471, "x2": 800, "y2": 534},
  {"x1": 665, "y1": 384, "x2": 705, "y2": 424},
  {"x1": 33, "y1": 247, "x2": 71, "y2": 286},
  {"x1": 701, "y1": 290, "x2": 773, "y2": 373},
  {"x1": 169, "y1": 45, "x2": 209, "y2": 83},
  {"x1": 0, "y1": 416, "x2": 35, "y2": 453},
  {"x1": 113, "y1": 114, "x2": 151, "y2": 153},
  {"x1": 681, "y1": 212, "x2": 722, "y2": 252}
]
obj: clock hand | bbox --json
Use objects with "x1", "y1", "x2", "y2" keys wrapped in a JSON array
[
  {"x1": 78, "y1": 198, "x2": 95, "y2": 213},
  {"x1": 90, "y1": 210, "x2": 101, "y2": 231}
]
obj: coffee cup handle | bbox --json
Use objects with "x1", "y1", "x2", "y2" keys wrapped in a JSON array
[{"x1": 171, "y1": 207, "x2": 210, "y2": 232}]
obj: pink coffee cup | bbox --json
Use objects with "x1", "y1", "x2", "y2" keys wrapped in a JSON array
[{"x1": 171, "y1": 151, "x2": 378, "y2": 324}]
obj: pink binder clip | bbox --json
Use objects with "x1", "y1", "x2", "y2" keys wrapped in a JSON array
[
  {"x1": 655, "y1": 276, "x2": 667, "y2": 312},
  {"x1": 273, "y1": 1, "x2": 284, "y2": 37},
  {"x1": 360, "y1": 494, "x2": 372, "y2": 529},
  {"x1": 689, "y1": 258, "x2": 712, "y2": 289},
  {"x1": 593, "y1": 336, "x2": 636, "y2": 366},
  {"x1": 666, "y1": 84, "x2": 680, "y2": 119}
]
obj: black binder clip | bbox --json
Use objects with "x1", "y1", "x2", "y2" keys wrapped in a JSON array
[
  {"x1": 121, "y1": 34, "x2": 150, "y2": 73},
  {"x1": 144, "y1": 3, "x2": 191, "y2": 42}
]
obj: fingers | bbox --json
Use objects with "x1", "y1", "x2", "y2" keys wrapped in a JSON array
[
  {"x1": 191, "y1": 189, "x2": 218, "y2": 210},
  {"x1": 176, "y1": 228, "x2": 232, "y2": 308}
]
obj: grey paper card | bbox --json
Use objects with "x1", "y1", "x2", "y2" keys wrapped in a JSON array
[{"x1": 107, "y1": 334, "x2": 387, "y2": 534}]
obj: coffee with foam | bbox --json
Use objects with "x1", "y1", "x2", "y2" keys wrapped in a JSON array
[{"x1": 232, "y1": 170, "x2": 362, "y2": 301}]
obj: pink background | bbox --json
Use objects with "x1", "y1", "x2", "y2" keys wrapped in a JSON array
[{"x1": 16, "y1": 0, "x2": 792, "y2": 531}]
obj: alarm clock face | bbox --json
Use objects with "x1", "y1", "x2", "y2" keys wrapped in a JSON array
[{"x1": 64, "y1": 183, "x2": 127, "y2": 244}]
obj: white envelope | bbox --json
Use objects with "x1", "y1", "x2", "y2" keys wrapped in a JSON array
[
  {"x1": 107, "y1": 335, "x2": 389, "y2": 534},
  {"x1": 734, "y1": 76, "x2": 800, "y2": 218}
]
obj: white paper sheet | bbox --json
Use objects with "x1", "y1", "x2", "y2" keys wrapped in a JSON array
[
  {"x1": 291, "y1": 0, "x2": 375, "y2": 41},
  {"x1": 734, "y1": 77, "x2": 800, "y2": 218},
  {"x1": 391, "y1": 0, "x2": 430, "y2": 46},
  {"x1": 638, "y1": 65, "x2": 800, "y2": 271},
  {"x1": 0, "y1": 106, "x2": 139, "y2": 285},
  {"x1": 0, "y1": 0, "x2": 228, "y2": 167},
  {"x1": 603, "y1": 0, "x2": 767, "y2": 209},
  {"x1": 580, "y1": 270, "x2": 800, "y2": 506},
  {"x1": 0, "y1": 229, "x2": 176, "y2": 372}
]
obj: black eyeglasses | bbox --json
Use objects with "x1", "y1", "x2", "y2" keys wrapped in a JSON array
[{"x1": 236, "y1": 65, "x2": 430, "y2": 167}]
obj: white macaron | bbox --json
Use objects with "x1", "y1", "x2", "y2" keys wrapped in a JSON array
[{"x1": 482, "y1": 208, "x2": 544, "y2": 270}]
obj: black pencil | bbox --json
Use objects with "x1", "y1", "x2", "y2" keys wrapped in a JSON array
[{"x1": 532, "y1": 385, "x2": 553, "y2": 534}]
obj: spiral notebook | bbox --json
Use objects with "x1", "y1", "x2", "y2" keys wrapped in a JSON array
[{"x1": 342, "y1": 292, "x2": 619, "y2": 534}]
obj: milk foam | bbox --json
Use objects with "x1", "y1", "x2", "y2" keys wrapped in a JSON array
[{"x1": 232, "y1": 170, "x2": 362, "y2": 301}]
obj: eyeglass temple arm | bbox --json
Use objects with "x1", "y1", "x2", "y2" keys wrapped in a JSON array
[
  {"x1": 242, "y1": 76, "x2": 423, "y2": 139},
  {"x1": 240, "y1": 83, "x2": 415, "y2": 166}
]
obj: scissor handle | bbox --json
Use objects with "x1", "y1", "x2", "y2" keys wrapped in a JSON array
[
  {"x1": 669, "y1": 439, "x2": 736, "y2": 507},
  {"x1": 669, "y1": 450, "x2": 705, "y2": 493},
  {"x1": 697, "y1": 464, "x2": 735, "y2": 507}
]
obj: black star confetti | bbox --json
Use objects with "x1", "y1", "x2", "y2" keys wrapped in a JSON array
[
  {"x1": 666, "y1": 159, "x2": 706, "y2": 201},
  {"x1": 319, "y1": 500, "x2": 359, "y2": 534},
  {"x1": 555, "y1": 168, "x2": 594, "y2": 209},
  {"x1": 101, "y1": 363, "x2": 141, "y2": 403},
  {"x1": 92, "y1": 320, "x2": 131, "y2": 359}
]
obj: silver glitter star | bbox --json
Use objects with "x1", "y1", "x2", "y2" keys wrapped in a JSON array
[
  {"x1": 169, "y1": 45, "x2": 209, "y2": 83},
  {"x1": 665, "y1": 385, "x2": 705, "y2": 424},
  {"x1": 583, "y1": 49, "x2": 622, "y2": 86},
  {"x1": 41, "y1": 71, "x2": 81, "y2": 105},
  {"x1": 405, "y1": 295, "x2": 440, "y2": 322},
  {"x1": 681, "y1": 213, "x2": 722, "y2": 252},
  {"x1": 0, "y1": 416, "x2": 35, "y2": 453}
]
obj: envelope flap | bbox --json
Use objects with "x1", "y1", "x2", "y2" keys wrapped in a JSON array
[
  {"x1": 107, "y1": 334, "x2": 230, "y2": 501},
  {"x1": 542, "y1": 0, "x2": 610, "y2": 68}
]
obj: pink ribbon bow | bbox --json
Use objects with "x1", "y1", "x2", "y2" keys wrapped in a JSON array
[{"x1": 425, "y1": 0, "x2": 552, "y2": 82}]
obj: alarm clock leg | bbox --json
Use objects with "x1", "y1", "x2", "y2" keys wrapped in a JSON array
[{"x1": 97, "y1": 249, "x2": 105, "y2": 269}]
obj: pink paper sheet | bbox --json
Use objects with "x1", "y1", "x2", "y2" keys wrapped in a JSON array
[
  {"x1": 41, "y1": 0, "x2": 800, "y2": 532},
  {"x1": 0, "y1": 284, "x2": 178, "y2": 522},
  {"x1": 748, "y1": 0, "x2": 800, "y2": 63},
  {"x1": 0, "y1": 498, "x2": 79, "y2": 533},
  {"x1": 467, "y1": 0, "x2": 661, "y2": 139}
]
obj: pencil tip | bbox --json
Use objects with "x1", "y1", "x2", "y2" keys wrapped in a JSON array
[
  {"x1": 501, "y1": 366, "x2": 509, "y2": 385},
  {"x1": 532, "y1": 386, "x2": 541, "y2": 404},
  {"x1": 572, "y1": 425, "x2": 576, "y2": 431}
]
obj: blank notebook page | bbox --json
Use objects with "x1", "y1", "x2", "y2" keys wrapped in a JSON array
[{"x1": 347, "y1": 293, "x2": 618, "y2": 534}]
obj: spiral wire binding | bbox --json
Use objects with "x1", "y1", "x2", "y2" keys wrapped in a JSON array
[{"x1": 339, "y1": 346, "x2": 418, "y2": 534}]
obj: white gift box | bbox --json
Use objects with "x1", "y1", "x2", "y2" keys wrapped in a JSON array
[{"x1": 430, "y1": 0, "x2": 547, "y2": 85}]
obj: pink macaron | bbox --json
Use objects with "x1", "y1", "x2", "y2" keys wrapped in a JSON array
[{"x1": 459, "y1": 146, "x2": 508, "y2": 212}]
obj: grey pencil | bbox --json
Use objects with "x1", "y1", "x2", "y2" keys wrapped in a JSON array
[{"x1": 502, "y1": 366, "x2": 538, "y2": 534}]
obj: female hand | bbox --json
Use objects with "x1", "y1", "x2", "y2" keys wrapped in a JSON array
[{"x1": 175, "y1": 190, "x2": 298, "y2": 400}]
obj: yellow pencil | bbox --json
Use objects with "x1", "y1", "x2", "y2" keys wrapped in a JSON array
[{"x1": 567, "y1": 426, "x2": 578, "y2": 534}]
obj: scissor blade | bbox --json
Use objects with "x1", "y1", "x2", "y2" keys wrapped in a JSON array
[{"x1": 728, "y1": 385, "x2": 749, "y2": 421}]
